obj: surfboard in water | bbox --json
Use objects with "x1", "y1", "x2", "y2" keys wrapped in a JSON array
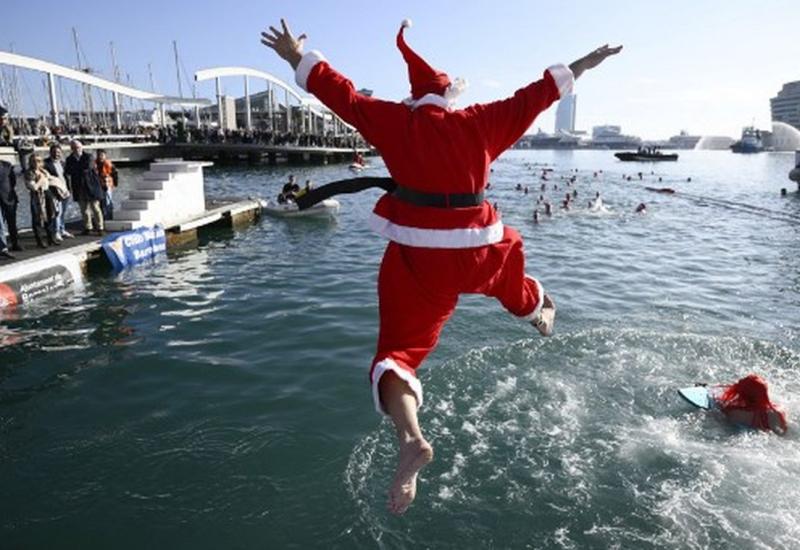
[{"x1": 678, "y1": 386, "x2": 711, "y2": 410}]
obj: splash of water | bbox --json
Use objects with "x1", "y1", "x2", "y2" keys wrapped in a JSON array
[
  {"x1": 693, "y1": 136, "x2": 736, "y2": 150},
  {"x1": 771, "y1": 121, "x2": 800, "y2": 151}
]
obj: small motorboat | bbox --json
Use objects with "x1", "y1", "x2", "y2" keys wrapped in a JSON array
[
  {"x1": 615, "y1": 151, "x2": 678, "y2": 162},
  {"x1": 262, "y1": 198, "x2": 340, "y2": 219}
]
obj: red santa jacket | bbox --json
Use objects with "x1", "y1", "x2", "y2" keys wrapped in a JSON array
[{"x1": 295, "y1": 51, "x2": 573, "y2": 248}]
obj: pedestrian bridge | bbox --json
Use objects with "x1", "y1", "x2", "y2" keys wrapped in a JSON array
[
  {"x1": 0, "y1": 50, "x2": 211, "y2": 127},
  {"x1": 194, "y1": 65, "x2": 354, "y2": 136}
]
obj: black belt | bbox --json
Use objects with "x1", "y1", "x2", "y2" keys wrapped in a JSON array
[
  {"x1": 392, "y1": 185, "x2": 484, "y2": 208},
  {"x1": 293, "y1": 176, "x2": 483, "y2": 210}
]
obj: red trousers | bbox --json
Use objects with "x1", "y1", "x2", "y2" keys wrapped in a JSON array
[{"x1": 369, "y1": 226, "x2": 543, "y2": 414}]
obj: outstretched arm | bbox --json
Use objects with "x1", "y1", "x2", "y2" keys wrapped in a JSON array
[
  {"x1": 568, "y1": 45, "x2": 623, "y2": 80},
  {"x1": 261, "y1": 19, "x2": 404, "y2": 148},
  {"x1": 260, "y1": 19, "x2": 306, "y2": 70},
  {"x1": 473, "y1": 44, "x2": 622, "y2": 160}
]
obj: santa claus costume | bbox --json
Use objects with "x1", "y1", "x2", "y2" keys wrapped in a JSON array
[{"x1": 293, "y1": 20, "x2": 573, "y2": 415}]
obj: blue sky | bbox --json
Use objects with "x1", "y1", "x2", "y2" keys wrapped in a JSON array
[{"x1": 1, "y1": 0, "x2": 798, "y2": 139}]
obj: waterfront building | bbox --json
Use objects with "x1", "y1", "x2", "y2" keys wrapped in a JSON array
[
  {"x1": 590, "y1": 125, "x2": 642, "y2": 149},
  {"x1": 771, "y1": 80, "x2": 800, "y2": 131},
  {"x1": 555, "y1": 94, "x2": 576, "y2": 134},
  {"x1": 667, "y1": 130, "x2": 702, "y2": 149}
]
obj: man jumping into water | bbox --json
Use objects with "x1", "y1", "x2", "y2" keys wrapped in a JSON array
[{"x1": 262, "y1": 18, "x2": 621, "y2": 515}]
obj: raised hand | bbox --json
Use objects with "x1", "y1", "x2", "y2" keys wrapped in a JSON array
[
  {"x1": 261, "y1": 19, "x2": 307, "y2": 70},
  {"x1": 569, "y1": 44, "x2": 623, "y2": 80}
]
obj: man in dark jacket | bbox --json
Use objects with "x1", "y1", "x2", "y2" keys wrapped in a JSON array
[
  {"x1": 0, "y1": 158, "x2": 20, "y2": 256},
  {"x1": 44, "y1": 144, "x2": 74, "y2": 239},
  {"x1": 63, "y1": 139, "x2": 103, "y2": 234}
]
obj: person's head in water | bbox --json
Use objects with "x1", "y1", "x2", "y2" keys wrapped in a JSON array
[
  {"x1": 635, "y1": 203, "x2": 646, "y2": 213},
  {"x1": 717, "y1": 374, "x2": 787, "y2": 434}
]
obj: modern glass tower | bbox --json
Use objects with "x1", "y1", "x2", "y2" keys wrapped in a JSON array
[
  {"x1": 555, "y1": 93, "x2": 576, "y2": 134},
  {"x1": 771, "y1": 81, "x2": 800, "y2": 131}
]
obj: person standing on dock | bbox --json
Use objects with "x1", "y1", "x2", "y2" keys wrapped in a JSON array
[
  {"x1": 262, "y1": 18, "x2": 620, "y2": 515},
  {"x1": 95, "y1": 150, "x2": 118, "y2": 221},
  {"x1": 44, "y1": 144, "x2": 74, "y2": 240},
  {"x1": 0, "y1": 158, "x2": 21, "y2": 253},
  {"x1": 64, "y1": 140, "x2": 104, "y2": 235},
  {"x1": 24, "y1": 155, "x2": 59, "y2": 248}
]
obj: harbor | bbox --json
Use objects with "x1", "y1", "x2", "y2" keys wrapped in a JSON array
[
  {"x1": 2, "y1": 4, "x2": 800, "y2": 550},
  {"x1": 3, "y1": 149, "x2": 800, "y2": 549}
]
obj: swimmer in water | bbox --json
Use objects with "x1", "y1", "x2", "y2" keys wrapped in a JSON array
[
  {"x1": 713, "y1": 374, "x2": 788, "y2": 435},
  {"x1": 635, "y1": 202, "x2": 646, "y2": 213}
]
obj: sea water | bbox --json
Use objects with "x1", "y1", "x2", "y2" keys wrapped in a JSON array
[{"x1": 1, "y1": 150, "x2": 799, "y2": 549}]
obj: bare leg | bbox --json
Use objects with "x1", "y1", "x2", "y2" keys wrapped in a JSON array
[{"x1": 379, "y1": 370, "x2": 434, "y2": 515}]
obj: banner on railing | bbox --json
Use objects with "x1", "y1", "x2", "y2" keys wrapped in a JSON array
[{"x1": 101, "y1": 225, "x2": 167, "y2": 271}]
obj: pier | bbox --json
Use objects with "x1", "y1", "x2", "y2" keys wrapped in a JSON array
[
  {"x1": 171, "y1": 142, "x2": 363, "y2": 165},
  {"x1": 0, "y1": 160, "x2": 264, "y2": 310}
]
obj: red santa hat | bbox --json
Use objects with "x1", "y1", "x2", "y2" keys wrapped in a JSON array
[{"x1": 397, "y1": 19, "x2": 465, "y2": 105}]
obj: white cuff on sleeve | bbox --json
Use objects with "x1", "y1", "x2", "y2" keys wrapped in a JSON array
[
  {"x1": 547, "y1": 63, "x2": 574, "y2": 98},
  {"x1": 522, "y1": 276, "x2": 546, "y2": 322},
  {"x1": 295, "y1": 50, "x2": 327, "y2": 92},
  {"x1": 371, "y1": 358, "x2": 423, "y2": 416}
]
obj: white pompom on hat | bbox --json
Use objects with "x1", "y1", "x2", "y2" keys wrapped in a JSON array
[{"x1": 396, "y1": 18, "x2": 451, "y2": 100}]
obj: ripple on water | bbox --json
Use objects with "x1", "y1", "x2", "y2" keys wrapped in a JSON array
[{"x1": 345, "y1": 329, "x2": 800, "y2": 549}]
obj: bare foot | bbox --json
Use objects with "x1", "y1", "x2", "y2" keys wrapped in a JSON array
[{"x1": 388, "y1": 437, "x2": 433, "y2": 515}]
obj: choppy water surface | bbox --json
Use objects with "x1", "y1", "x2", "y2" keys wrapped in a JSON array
[{"x1": 1, "y1": 151, "x2": 799, "y2": 549}]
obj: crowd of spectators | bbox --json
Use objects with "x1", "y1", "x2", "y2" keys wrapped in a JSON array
[
  {"x1": 1, "y1": 120, "x2": 119, "y2": 260},
  {"x1": 1, "y1": 105, "x2": 367, "y2": 259},
  {"x1": 1, "y1": 111, "x2": 367, "y2": 151}
]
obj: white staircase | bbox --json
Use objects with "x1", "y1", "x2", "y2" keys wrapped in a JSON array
[{"x1": 105, "y1": 160, "x2": 213, "y2": 232}]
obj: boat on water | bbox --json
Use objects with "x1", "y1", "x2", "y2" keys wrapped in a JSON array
[
  {"x1": 730, "y1": 126, "x2": 764, "y2": 153},
  {"x1": 615, "y1": 148, "x2": 678, "y2": 162},
  {"x1": 263, "y1": 198, "x2": 340, "y2": 219}
]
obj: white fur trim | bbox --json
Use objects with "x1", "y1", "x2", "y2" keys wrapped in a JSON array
[
  {"x1": 401, "y1": 18, "x2": 413, "y2": 29},
  {"x1": 547, "y1": 64, "x2": 574, "y2": 98},
  {"x1": 371, "y1": 358, "x2": 423, "y2": 416},
  {"x1": 402, "y1": 93, "x2": 451, "y2": 111},
  {"x1": 402, "y1": 77, "x2": 467, "y2": 111},
  {"x1": 368, "y1": 213, "x2": 504, "y2": 248},
  {"x1": 295, "y1": 50, "x2": 327, "y2": 92},
  {"x1": 444, "y1": 77, "x2": 468, "y2": 103},
  {"x1": 522, "y1": 277, "x2": 546, "y2": 321}
]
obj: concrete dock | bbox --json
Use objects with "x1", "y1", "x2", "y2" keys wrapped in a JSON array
[{"x1": 0, "y1": 160, "x2": 264, "y2": 310}]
